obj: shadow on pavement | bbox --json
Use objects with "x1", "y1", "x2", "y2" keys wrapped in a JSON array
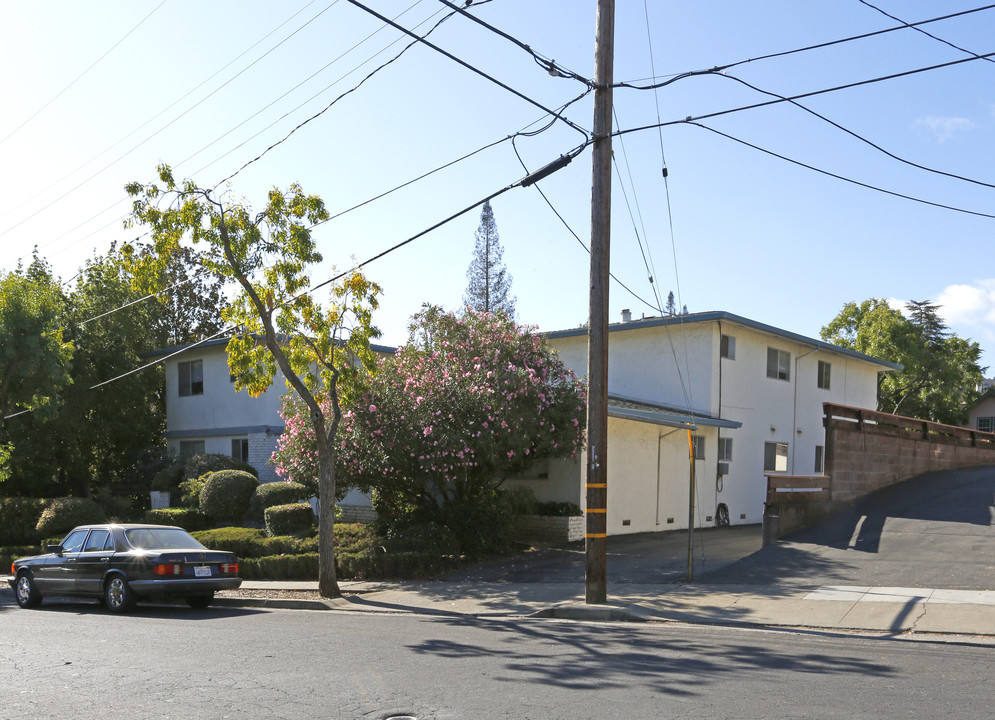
[{"x1": 404, "y1": 616, "x2": 896, "y2": 697}]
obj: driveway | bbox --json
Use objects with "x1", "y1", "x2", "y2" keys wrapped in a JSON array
[
  {"x1": 441, "y1": 524, "x2": 763, "y2": 584},
  {"x1": 699, "y1": 465, "x2": 995, "y2": 590}
]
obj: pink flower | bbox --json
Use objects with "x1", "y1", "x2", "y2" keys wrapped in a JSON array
[{"x1": 369, "y1": 404, "x2": 377, "y2": 412}]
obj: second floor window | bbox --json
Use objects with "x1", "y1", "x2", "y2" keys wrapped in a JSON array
[
  {"x1": 691, "y1": 435, "x2": 705, "y2": 460},
  {"x1": 766, "y1": 348, "x2": 791, "y2": 381},
  {"x1": 718, "y1": 437, "x2": 733, "y2": 461},
  {"x1": 720, "y1": 334, "x2": 736, "y2": 359},
  {"x1": 178, "y1": 360, "x2": 204, "y2": 397},
  {"x1": 817, "y1": 360, "x2": 831, "y2": 390},
  {"x1": 764, "y1": 441, "x2": 788, "y2": 472}
]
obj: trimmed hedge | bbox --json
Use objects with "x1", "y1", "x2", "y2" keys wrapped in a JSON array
[
  {"x1": 264, "y1": 503, "x2": 314, "y2": 537},
  {"x1": 199, "y1": 470, "x2": 259, "y2": 523},
  {"x1": 0, "y1": 498, "x2": 49, "y2": 545},
  {"x1": 35, "y1": 498, "x2": 106, "y2": 538},
  {"x1": 255, "y1": 481, "x2": 309, "y2": 509},
  {"x1": 236, "y1": 550, "x2": 458, "y2": 581},
  {"x1": 182, "y1": 453, "x2": 258, "y2": 482},
  {"x1": 192, "y1": 524, "x2": 373, "y2": 559},
  {"x1": 142, "y1": 508, "x2": 211, "y2": 532},
  {"x1": 1, "y1": 545, "x2": 44, "y2": 572}
]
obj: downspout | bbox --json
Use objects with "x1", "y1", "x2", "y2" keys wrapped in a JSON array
[
  {"x1": 716, "y1": 321, "x2": 724, "y2": 506},
  {"x1": 792, "y1": 347, "x2": 818, "y2": 473}
]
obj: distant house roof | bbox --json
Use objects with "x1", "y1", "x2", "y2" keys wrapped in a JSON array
[
  {"x1": 143, "y1": 335, "x2": 396, "y2": 361},
  {"x1": 545, "y1": 310, "x2": 903, "y2": 371},
  {"x1": 608, "y1": 393, "x2": 741, "y2": 431}
]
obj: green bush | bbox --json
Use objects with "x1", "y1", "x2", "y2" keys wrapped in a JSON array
[
  {"x1": 151, "y1": 464, "x2": 184, "y2": 492},
  {"x1": 143, "y1": 508, "x2": 211, "y2": 531},
  {"x1": 0, "y1": 498, "x2": 50, "y2": 545},
  {"x1": 35, "y1": 497, "x2": 106, "y2": 538},
  {"x1": 1, "y1": 545, "x2": 44, "y2": 572},
  {"x1": 381, "y1": 522, "x2": 460, "y2": 556},
  {"x1": 249, "y1": 481, "x2": 310, "y2": 523},
  {"x1": 182, "y1": 453, "x2": 258, "y2": 482},
  {"x1": 199, "y1": 470, "x2": 259, "y2": 523},
  {"x1": 534, "y1": 501, "x2": 583, "y2": 517},
  {"x1": 265, "y1": 503, "x2": 315, "y2": 537},
  {"x1": 178, "y1": 475, "x2": 210, "y2": 508},
  {"x1": 337, "y1": 550, "x2": 458, "y2": 580},
  {"x1": 192, "y1": 524, "x2": 375, "y2": 560}
]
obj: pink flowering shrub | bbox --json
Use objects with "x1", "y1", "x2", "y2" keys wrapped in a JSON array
[{"x1": 342, "y1": 306, "x2": 585, "y2": 528}]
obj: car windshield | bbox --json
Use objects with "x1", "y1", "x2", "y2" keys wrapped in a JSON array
[{"x1": 124, "y1": 527, "x2": 206, "y2": 550}]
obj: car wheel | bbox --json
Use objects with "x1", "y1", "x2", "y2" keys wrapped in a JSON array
[
  {"x1": 185, "y1": 593, "x2": 214, "y2": 609},
  {"x1": 104, "y1": 576, "x2": 137, "y2": 613},
  {"x1": 14, "y1": 572, "x2": 42, "y2": 609}
]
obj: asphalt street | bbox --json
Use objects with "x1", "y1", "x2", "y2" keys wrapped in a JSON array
[{"x1": 3, "y1": 600, "x2": 993, "y2": 719}]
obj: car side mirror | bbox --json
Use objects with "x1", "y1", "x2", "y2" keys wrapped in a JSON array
[{"x1": 46, "y1": 544, "x2": 63, "y2": 554}]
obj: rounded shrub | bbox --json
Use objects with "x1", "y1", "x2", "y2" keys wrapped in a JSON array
[
  {"x1": 183, "y1": 453, "x2": 258, "y2": 482},
  {"x1": 35, "y1": 497, "x2": 106, "y2": 539},
  {"x1": 256, "y1": 481, "x2": 309, "y2": 509},
  {"x1": 198, "y1": 470, "x2": 259, "y2": 524},
  {"x1": 0, "y1": 497, "x2": 49, "y2": 545},
  {"x1": 382, "y1": 522, "x2": 460, "y2": 556},
  {"x1": 264, "y1": 503, "x2": 315, "y2": 537}
]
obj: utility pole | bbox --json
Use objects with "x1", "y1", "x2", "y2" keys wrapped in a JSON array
[{"x1": 585, "y1": 0, "x2": 615, "y2": 605}]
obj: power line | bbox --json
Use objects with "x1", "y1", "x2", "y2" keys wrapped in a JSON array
[
  {"x1": 434, "y1": 0, "x2": 593, "y2": 86},
  {"x1": 614, "y1": 4, "x2": 995, "y2": 89},
  {"x1": 213, "y1": 2, "x2": 458, "y2": 187},
  {"x1": 688, "y1": 121, "x2": 995, "y2": 220},
  {"x1": 858, "y1": 0, "x2": 995, "y2": 64},
  {"x1": 4, "y1": 147, "x2": 584, "y2": 420},
  {"x1": 0, "y1": 0, "x2": 328, "y2": 226},
  {"x1": 0, "y1": 0, "x2": 345, "y2": 244},
  {"x1": 510, "y1": 138, "x2": 659, "y2": 313},
  {"x1": 344, "y1": 0, "x2": 591, "y2": 143},
  {"x1": 0, "y1": 1, "x2": 167, "y2": 147}
]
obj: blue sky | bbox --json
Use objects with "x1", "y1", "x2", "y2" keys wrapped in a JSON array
[{"x1": 2, "y1": 1, "x2": 994, "y2": 371}]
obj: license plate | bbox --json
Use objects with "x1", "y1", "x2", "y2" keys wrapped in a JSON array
[{"x1": 194, "y1": 566, "x2": 211, "y2": 577}]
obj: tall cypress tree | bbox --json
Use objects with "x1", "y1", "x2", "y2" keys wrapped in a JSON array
[{"x1": 463, "y1": 200, "x2": 515, "y2": 315}]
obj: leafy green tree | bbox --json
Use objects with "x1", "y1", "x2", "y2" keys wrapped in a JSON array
[
  {"x1": 55, "y1": 245, "x2": 168, "y2": 499},
  {"x1": 463, "y1": 200, "x2": 515, "y2": 315},
  {"x1": 136, "y1": 243, "x2": 228, "y2": 346},
  {"x1": 125, "y1": 164, "x2": 381, "y2": 597},
  {"x1": 0, "y1": 254, "x2": 73, "y2": 494},
  {"x1": 821, "y1": 298, "x2": 984, "y2": 425}
]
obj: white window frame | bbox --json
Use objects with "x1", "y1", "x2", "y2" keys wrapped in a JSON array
[
  {"x1": 815, "y1": 445, "x2": 825, "y2": 474},
  {"x1": 978, "y1": 417, "x2": 995, "y2": 434},
  {"x1": 691, "y1": 435, "x2": 705, "y2": 460},
  {"x1": 766, "y1": 348, "x2": 791, "y2": 381},
  {"x1": 179, "y1": 440, "x2": 205, "y2": 458}
]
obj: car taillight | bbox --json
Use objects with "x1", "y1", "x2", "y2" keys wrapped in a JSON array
[
  {"x1": 153, "y1": 563, "x2": 184, "y2": 575},
  {"x1": 219, "y1": 562, "x2": 238, "y2": 574}
]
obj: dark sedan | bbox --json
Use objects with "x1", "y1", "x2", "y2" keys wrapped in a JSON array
[{"x1": 8, "y1": 524, "x2": 242, "y2": 612}]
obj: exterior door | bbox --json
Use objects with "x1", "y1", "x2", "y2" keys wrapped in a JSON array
[{"x1": 75, "y1": 529, "x2": 114, "y2": 594}]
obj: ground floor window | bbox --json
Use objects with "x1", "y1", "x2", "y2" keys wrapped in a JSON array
[
  {"x1": 179, "y1": 440, "x2": 205, "y2": 458},
  {"x1": 764, "y1": 441, "x2": 788, "y2": 472},
  {"x1": 231, "y1": 438, "x2": 249, "y2": 463},
  {"x1": 978, "y1": 417, "x2": 995, "y2": 433},
  {"x1": 815, "y1": 445, "x2": 825, "y2": 474}
]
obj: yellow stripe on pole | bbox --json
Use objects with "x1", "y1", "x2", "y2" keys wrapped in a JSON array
[
  {"x1": 585, "y1": 483, "x2": 607, "y2": 488},
  {"x1": 586, "y1": 508, "x2": 607, "y2": 514},
  {"x1": 586, "y1": 533, "x2": 608, "y2": 539}
]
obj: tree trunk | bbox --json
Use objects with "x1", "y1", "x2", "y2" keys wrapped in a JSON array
[{"x1": 317, "y1": 451, "x2": 340, "y2": 598}]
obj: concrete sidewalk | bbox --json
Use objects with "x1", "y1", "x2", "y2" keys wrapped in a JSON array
[{"x1": 227, "y1": 579, "x2": 995, "y2": 638}]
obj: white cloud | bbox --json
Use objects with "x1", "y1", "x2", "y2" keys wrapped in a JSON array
[
  {"x1": 936, "y1": 281, "x2": 995, "y2": 325},
  {"x1": 914, "y1": 115, "x2": 975, "y2": 143}
]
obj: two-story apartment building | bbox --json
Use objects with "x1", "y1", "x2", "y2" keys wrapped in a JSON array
[
  {"x1": 146, "y1": 338, "x2": 288, "y2": 483},
  {"x1": 505, "y1": 311, "x2": 899, "y2": 534}
]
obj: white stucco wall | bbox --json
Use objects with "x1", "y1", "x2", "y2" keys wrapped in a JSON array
[{"x1": 543, "y1": 315, "x2": 889, "y2": 532}]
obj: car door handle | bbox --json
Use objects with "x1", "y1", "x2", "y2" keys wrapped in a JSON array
[{"x1": 99, "y1": 557, "x2": 110, "y2": 562}]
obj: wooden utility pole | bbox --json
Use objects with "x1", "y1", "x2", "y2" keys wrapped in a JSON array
[{"x1": 585, "y1": 0, "x2": 615, "y2": 605}]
